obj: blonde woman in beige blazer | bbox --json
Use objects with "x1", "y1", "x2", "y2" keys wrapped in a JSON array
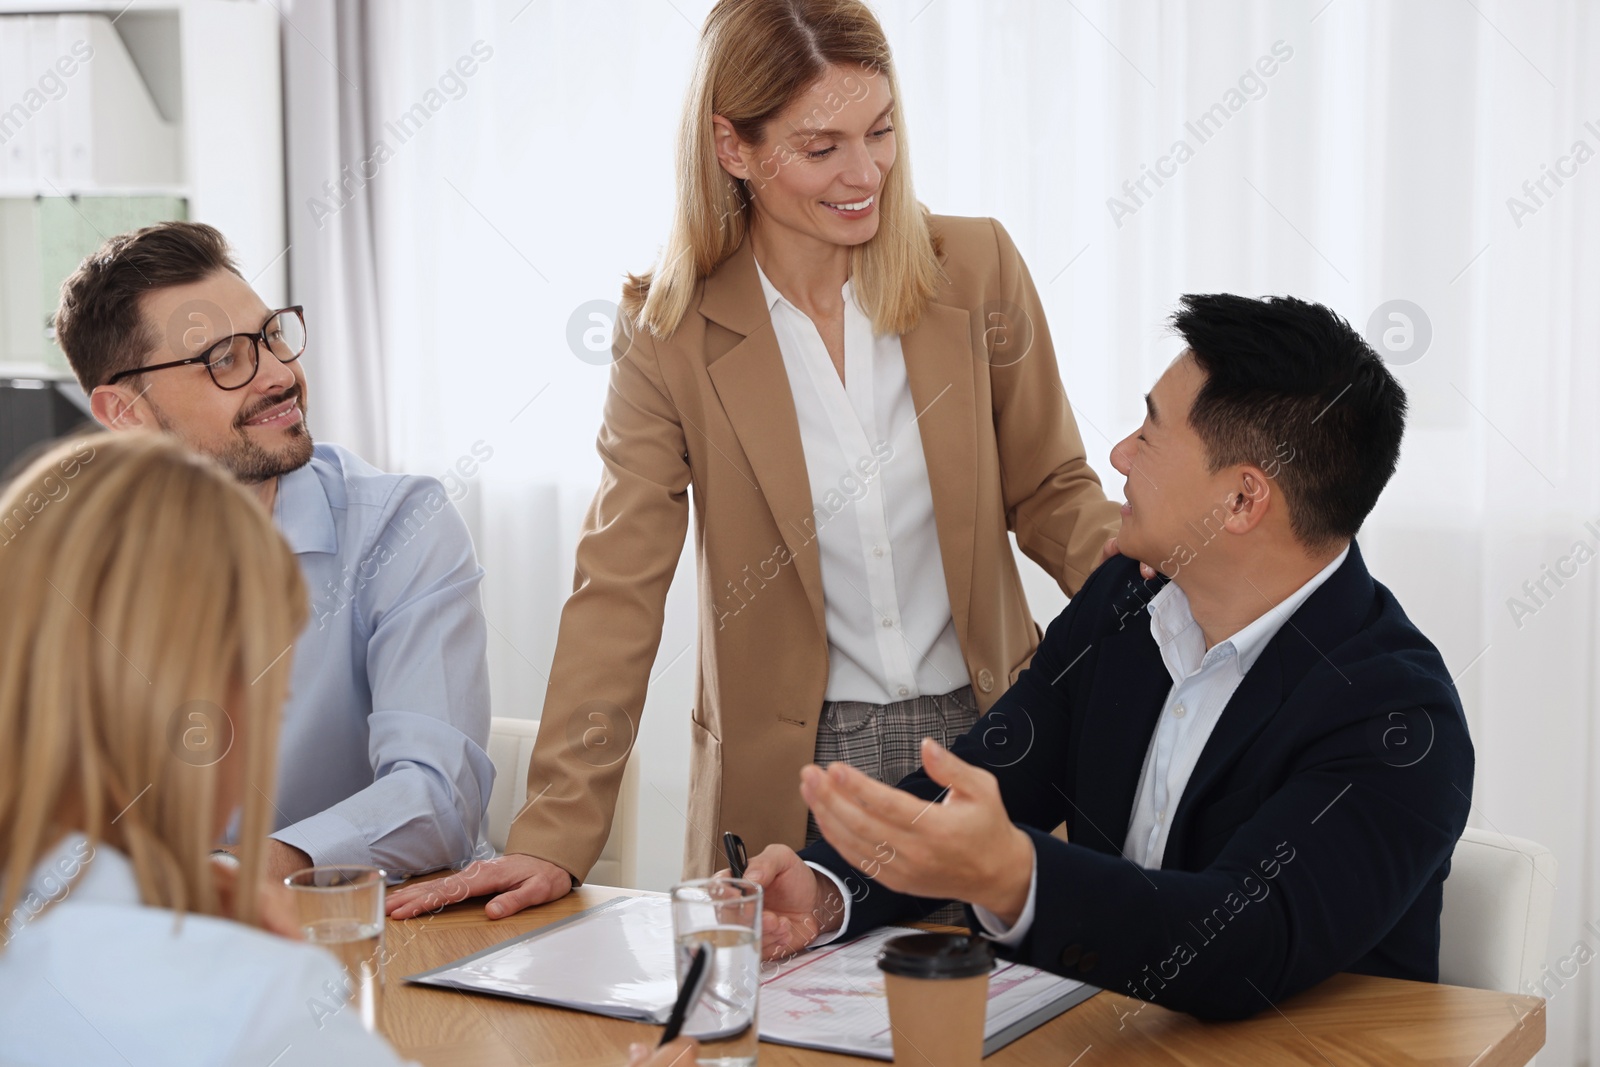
[{"x1": 388, "y1": 0, "x2": 1123, "y2": 922}]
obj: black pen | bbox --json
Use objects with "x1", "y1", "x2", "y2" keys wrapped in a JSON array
[
  {"x1": 659, "y1": 944, "x2": 710, "y2": 1046},
  {"x1": 723, "y1": 831, "x2": 748, "y2": 879}
]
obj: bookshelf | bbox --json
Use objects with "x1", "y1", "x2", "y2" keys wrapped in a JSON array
[{"x1": 0, "y1": 0, "x2": 284, "y2": 377}]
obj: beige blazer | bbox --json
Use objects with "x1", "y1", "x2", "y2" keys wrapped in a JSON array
[{"x1": 506, "y1": 215, "x2": 1122, "y2": 880}]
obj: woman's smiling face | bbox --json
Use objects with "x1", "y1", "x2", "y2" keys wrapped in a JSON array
[{"x1": 713, "y1": 62, "x2": 896, "y2": 251}]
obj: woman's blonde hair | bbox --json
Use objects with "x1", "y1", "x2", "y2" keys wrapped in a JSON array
[
  {"x1": 624, "y1": 0, "x2": 943, "y2": 340},
  {"x1": 0, "y1": 431, "x2": 306, "y2": 936}
]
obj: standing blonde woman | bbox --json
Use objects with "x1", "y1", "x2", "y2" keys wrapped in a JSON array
[{"x1": 390, "y1": 0, "x2": 1122, "y2": 921}]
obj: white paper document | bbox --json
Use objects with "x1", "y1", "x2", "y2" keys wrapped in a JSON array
[
  {"x1": 408, "y1": 895, "x2": 678, "y2": 1022},
  {"x1": 406, "y1": 895, "x2": 1096, "y2": 1059},
  {"x1": 757, "y1": 923, "x2": 1094, "y2": 1058}
]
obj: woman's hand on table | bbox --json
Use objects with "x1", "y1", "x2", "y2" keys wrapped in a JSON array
[
  {"x1": 210, "y1": 853, "x2": 302, "y2": 939},
  {"x1": 384, "y1": 854, "x2": 574, "y2": 919}
]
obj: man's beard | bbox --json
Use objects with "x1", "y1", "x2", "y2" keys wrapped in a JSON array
[
  {"x1": 150, "y1": 386, "x2": 316, "y2": 485},
  {"x1": 217, "y1": 420, "x2": 315, "y2": 485}
]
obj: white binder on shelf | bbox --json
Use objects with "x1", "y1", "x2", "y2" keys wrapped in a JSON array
[
  {"x1": 55, "y1": 15, "x2": 94, "y2": 186},
  {"x1": 26, "y1": 16, "x2": 59, "y2": 186},
  {"x1": 0, "y1": 19, "x2": 36, "y2": 189}
]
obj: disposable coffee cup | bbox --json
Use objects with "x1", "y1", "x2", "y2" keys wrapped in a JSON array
[{"x1": 877, "y1": 933, "x2": 995, "y2": 1067}]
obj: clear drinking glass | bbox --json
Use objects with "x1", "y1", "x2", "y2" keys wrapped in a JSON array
[
  {"x1": 285, "y1": 865, "x2": 387, "y2": 1033},
  {"x1": 670, "y1": 877, "x2": 763, "y2": 1067}
]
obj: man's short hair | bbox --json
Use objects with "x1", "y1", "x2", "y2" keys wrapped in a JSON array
[
  {"x1": 1172, "y1": 293, "x2": 1407, "y2": 551},
  {"x1": 54, "y1": 221, "x2": 242, "y2": 390}
]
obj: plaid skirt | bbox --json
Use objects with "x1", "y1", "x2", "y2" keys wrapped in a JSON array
[{"x1": 806, "y1": 685, "x2": 981, "y2": 926}]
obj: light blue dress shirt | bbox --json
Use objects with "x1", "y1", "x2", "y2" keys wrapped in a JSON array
[
  {"x1": 0, "y1": 835, "x2": 416, "y2": 1066},
  {"x1": 266, "y1": 443, "x2": 495, "y2": 878}
]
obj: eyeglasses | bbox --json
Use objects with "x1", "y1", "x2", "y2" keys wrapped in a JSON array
[{"x1": 107, "y1": 307, "x2": 307, "y2": 391}]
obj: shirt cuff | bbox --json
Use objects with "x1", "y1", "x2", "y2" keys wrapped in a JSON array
[
  {"x1": 971, "y1": 855, "x2": 1037, "y2": 948},
  {"x1": 804, "y1": 862, "x2": 853, "y2": 948},
  {"x1": 270, "y1": 808, "x2": 373, "y2": 873}
]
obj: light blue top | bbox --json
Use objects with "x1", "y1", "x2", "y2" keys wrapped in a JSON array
[
  {"x1": 0, "y1": 835, "x2": 415, "y2": 1066},
  {"x1": 267, "y1": 443, "x2": 494, "y2": 878}
]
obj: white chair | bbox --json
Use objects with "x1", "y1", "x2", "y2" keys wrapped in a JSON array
[
  {"x1": 485, "y1": 716, "x2": 638, "y2": 888},
  {"x1": 1438, "y1": 826, "x2": 1557, "y2": 995}
]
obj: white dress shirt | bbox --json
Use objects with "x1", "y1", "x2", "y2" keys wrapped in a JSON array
[
  {"x1": 0, "y1": 835, "x2": 415, "y2": 1066},
  {"x1": 1121, "y1": 544, "x2": 1350, "y2": 869},
  {"x1": 810, "y1": 547, "x2": 1350, "y2": 946},
  {"x1": 755, "y1": 259, "x2": 967, "y2": 704}
]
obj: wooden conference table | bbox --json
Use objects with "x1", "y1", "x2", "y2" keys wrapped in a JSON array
[{"x1": 379, "y1": 883, "x2": 1545, "y2": 1067}]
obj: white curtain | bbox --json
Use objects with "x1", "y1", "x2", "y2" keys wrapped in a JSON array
[
  {"x1": 301, "y1": 2, "x2": 1599, "y2": 1060},
  {"x1": 282, "y1": 0, "x2": 390, "y2": 466}
]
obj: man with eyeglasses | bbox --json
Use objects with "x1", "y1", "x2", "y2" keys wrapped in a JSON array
[{"x1": 53, "y1": 221, "x2": 494, "y2": 883}]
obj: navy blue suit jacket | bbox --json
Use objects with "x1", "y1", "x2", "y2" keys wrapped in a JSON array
[{"x1": 800, "y1": 542, "x2": 1474, "y2": 1020}]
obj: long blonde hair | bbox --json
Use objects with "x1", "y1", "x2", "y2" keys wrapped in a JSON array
[
  {"x1": 625, "y1": 0, "x2": 944, "y2": 340},
  {"x1": 0, "y1": 431, "x2": 306, "y2": 935}
]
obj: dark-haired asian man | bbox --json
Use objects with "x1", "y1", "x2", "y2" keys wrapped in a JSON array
[{"x1": 736, "y1": 293, "x2": 1473, "y2": 1021}]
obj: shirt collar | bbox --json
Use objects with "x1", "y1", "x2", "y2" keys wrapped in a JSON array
[
  {"x1": 752, "y1": 256, "x2": 857, "y2": 315},
  {"x1": 752, "y1": 257, "x2": 784, "y2": 312},
  {"x1": 1147, "y1": 543, "x2": 1351, "y2": 680},
  {"x1": 272, "y1": 459, "x2": 337, "y2": 555}
]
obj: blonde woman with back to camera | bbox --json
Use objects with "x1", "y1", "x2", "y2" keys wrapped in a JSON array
[
  {"x1": 389, "y1": 0, "x2": 1125, "y2": 923},
  {"x1": 0, "y1": 432, "x2": 695, "y2": 1067}
]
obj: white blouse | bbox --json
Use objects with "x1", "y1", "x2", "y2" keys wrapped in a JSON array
[
  {"x1": 755, "y1": 259, "x2": 968, "y2": 705},
  {"x1": 0, "y1": 835, "x2": 415, "y2": 1066}
]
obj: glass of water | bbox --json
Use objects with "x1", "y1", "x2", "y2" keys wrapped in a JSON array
[
  {"x1": 670, "y1": 877, "x2": 762, "y2": 1067},
  {"x1": 285, "y1": 865, "x2": 386, "y2": 1033}
]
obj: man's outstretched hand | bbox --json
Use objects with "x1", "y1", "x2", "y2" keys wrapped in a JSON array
[
  {"x1": 803, "y1": 737, "x2": 1035, "y2": 926},
  {"x1": 717, "y1": 844, "x2": 845, "y2": 961},
  {"x1": 385, "y1": 854, "x2": 574, "y2": 920}
]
